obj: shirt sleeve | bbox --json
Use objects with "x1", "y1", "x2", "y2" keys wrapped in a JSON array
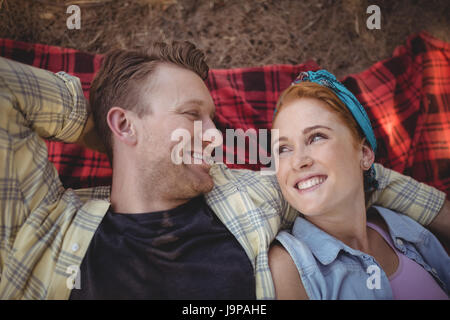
[
  {"x1": 0, "y1": 57, "x2": 88, "y2": 142},
  {"x1": 0, "y1": 57, "x2": 88, "y2": 270},
  {"x1": 367, "y1": 163, "x2": 446, "y2": 226}
]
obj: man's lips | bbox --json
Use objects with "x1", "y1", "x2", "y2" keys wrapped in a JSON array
[
  {"x1": 293, "y1": 175, "x2": 327, "y2": 192},
  {"x1": 190, "y1": 151, "x2": 213, "y2": 168}
]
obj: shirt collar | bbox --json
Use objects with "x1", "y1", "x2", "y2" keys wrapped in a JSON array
[
  {"x1": 291, "y1": 217, "x2": 365, "y2": 265},
  {"x1": 370, "y1": 206, "x2": 423, "y2": 244},
  {"x1": 291, "y1": 206, "x2": 422, "y2": 265}
]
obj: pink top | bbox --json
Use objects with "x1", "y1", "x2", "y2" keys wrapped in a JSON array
[{"x1": 367, "y1": 222, "x2": 448, "y2": 300}]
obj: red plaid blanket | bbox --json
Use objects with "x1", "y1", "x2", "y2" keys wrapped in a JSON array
[{"x1": 1, "y1": 32, "x2": 449, "y2": 196}]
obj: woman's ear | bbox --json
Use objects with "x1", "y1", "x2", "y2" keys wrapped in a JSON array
[
  {"x1": 106, "y1": 107, "x2": 137, "y2": 146},
  {"x1": 360, "y1": 139, "x2": 375, "y2": 170}
]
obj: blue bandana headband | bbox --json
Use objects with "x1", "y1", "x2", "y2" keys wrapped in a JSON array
[{"x1": 274, "y1": 69, "x2": 379, "y2": 190}]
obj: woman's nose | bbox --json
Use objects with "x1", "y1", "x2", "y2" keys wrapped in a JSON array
[{"x1": 291, "y1": 150, "x2": 313, "y2": 170}]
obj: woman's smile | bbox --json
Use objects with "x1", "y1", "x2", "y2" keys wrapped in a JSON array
[{"x1": 293, "y1": 175, "x2": 328, "y2": 193}]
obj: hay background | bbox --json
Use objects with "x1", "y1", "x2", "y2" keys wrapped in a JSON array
[{"x1": 0, "y1": 0, "x2": 449, "y2": 78}]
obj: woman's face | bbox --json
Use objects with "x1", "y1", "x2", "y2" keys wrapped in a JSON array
[{"x1": 272, "y1": 97, "x2": 373, "y2": 217}]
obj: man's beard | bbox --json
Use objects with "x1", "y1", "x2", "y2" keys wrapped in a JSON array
[{"x1": 137, "y1": 156, "x2": 214, "y2": 205}]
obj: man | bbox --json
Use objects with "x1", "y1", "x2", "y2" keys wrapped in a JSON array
[{"x1": 0, "y1": 41, "x2": 448, "y2": 299}]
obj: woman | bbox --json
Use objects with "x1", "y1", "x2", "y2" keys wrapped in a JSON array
[{"x1": 269, "y1": 70, "x2": 449, "y2": 300}]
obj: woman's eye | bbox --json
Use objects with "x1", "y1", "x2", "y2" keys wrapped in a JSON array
[
  {"x1": 309, "y1": 133, "x2": 326, "y2": 144},
  {"x1": 278, "y1": 146, "x2": 289, "y2": 154}
]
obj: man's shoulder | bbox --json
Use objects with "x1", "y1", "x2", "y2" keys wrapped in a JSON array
[
  {"x1": 73, "y1": 185, "x2": 111, "y2": 202},
  {"x1": 206, "y1": 163, "x2": 284, "y2": 207},
  {"x1": 210, "y1": 163, "x2": 277, "y2": 185}
]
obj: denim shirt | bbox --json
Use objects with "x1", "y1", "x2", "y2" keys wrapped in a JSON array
[{"x1": 276, "y1": 206, "x2": 450, "y2": 299}]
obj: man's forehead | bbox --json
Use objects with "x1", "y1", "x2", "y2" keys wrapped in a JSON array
[
  {"x1": 153, "y1": 62, "x2": 201, "y2": 84},
  {"x1": 142, "y1": 63, "x2": 215, "y2": 112},
  {"x1": 176, "y1": 98, "x2": 216, "y2": 115}
]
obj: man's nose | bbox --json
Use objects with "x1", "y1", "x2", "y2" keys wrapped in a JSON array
[
  {"x1": 203, "y1": 117, "x2": 217, "y2": 132},
  {"x1": 201, "y1": 118, "x2": 220, "y2": 143}
]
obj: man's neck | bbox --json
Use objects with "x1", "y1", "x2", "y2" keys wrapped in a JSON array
[{"x1": 109, "y1": 166, "x2": 189, "y2": 214}]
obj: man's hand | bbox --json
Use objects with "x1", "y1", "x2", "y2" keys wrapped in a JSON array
[
  {"x1": 75, "y1": 113, "x2": 107, "y2": 153},
  {"x1": 428, "y1": 199, "x2": 450, "y2": 251}
]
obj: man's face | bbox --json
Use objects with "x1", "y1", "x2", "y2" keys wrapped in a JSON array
[{"x1": 133, "y1": 63, "x2": 219, "y2": 203}]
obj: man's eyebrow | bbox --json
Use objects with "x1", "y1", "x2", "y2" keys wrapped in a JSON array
[{"x1": 176, "y1": 99, "x2": 205, "y2": 108}]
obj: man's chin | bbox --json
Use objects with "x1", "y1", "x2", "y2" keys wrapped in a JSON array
[
  {"x1": 185, "y1": 166, "x2": 214, "y2": 193},
  {"x1": 198, "y1": 174, "x2": 215, "y2": 193},
  {"x1": 201, "y1": 181, "x2": 214, "y2": 194}
]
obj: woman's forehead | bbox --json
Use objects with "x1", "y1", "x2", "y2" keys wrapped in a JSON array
[{"x1": 273, "y1": 98, "x2": 336, "y2": 127}]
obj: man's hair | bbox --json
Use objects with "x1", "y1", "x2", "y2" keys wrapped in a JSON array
[{"x1": 89, "y1": 41, "x2": 209, "y2": 163}]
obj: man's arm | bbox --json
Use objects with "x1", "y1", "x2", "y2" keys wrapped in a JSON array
[
  {"x1": 0, "y1": 57, "x2": 88, "y2": 142},
  {"x1": 368, "y1": 163, "x2": 447, "y2": 242},
  {"x1": 75, "y1": 113, "x2": 107, "y2": 153},
  {"x1": 0, "y1": 57, "x2": 90, "y2": 262}
]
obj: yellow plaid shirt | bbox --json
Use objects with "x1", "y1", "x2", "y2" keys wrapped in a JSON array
[{"x1": 0, "y1": 57, "x2": 445, "y2": 300}]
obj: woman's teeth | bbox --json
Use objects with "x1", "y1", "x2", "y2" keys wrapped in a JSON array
[{"x1": 296, "y1": 176, "x2": 326, "y2": 190}]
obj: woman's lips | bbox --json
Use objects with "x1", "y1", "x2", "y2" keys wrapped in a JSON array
[{"x1": 294, "y1": 175, "x2": 327, "y2": 193}]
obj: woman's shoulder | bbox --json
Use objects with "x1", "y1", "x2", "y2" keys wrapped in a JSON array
[
  {"x1": 274, "y1": 226, "x2": 329, "y2": 277},
  {"x1": 369, "y1": 206, "x2": 426, "y2": 227},
  {"x1": 268, "y1": 241, "x2": 309, "y2": 300},
  {"x1": 368, "y1": 206, "x2": 429, "y2": 243}
]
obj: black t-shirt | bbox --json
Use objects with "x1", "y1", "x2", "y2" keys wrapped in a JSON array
[{"x1": 69, "y1": 196, "x2": 255, "y2": 299}]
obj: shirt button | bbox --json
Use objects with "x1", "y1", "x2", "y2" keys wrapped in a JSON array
[
  {"x1": 71, "y1": 243, "x2": 80, "y2": 252},
  {"x1": 396, "y1": 239, "x2": 404, "y2": 247}
]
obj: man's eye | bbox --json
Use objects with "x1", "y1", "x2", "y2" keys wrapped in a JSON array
[{"x1": 185, "y1": 111, "x2": 199, "y2": 117}]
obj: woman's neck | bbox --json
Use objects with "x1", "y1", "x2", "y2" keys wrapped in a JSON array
[{"x1": 305, "y1": 194, "x2": 371, "y2": 253}]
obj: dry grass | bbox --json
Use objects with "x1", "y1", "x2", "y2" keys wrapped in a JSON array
[{"x1": 0, "y1": 0, "x2": 449, "y2": 78}]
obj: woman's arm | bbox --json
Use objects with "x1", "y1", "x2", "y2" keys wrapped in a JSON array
[
  {"x1": 428, "y1": 200, "x2": 450, "y2": 250},
  {"x1": 268, "y1": 243, "x2": 309, "y2": 300}
]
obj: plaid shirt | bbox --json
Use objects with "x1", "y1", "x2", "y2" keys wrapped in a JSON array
[{"x1": 0, "y1": 57, "x2": 445, "y2": 299}]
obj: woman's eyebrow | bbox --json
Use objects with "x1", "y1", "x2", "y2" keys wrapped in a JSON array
[
  {"x1": 274, "y1": 125, "x2": 333, "y2": 144},
  {"x1": 302, "y1": 125, "x2": 332, "y2": 134}
]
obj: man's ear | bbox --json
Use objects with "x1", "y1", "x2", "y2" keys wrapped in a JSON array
[
  {"x1": 107, "y1": 107, "x2": 137, "y2": 146},
  {"x1": 360, "y1": 139, "x2": 375, "y2": 170}
]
